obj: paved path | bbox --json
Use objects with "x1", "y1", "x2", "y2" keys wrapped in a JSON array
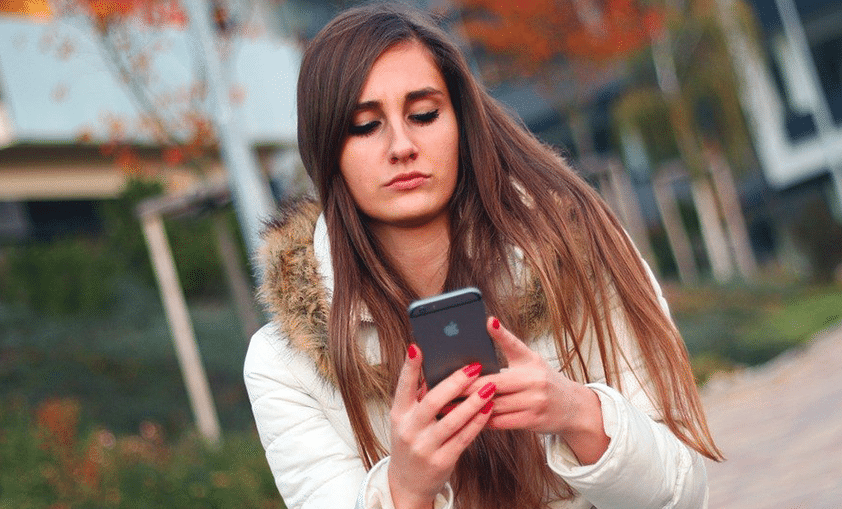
[{"x1": 701, "y1": 324, "x2": 842, "y2": 509}]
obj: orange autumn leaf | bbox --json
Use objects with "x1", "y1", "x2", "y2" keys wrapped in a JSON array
[
  {"x1": 81, "y1": 0, "x2": 187, "y2": 29},
  {"x1": 460, "y1": 0, "x2": 661, "y2": 65}
]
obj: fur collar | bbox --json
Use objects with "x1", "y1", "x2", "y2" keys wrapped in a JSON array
[
  {"x1": 257, "y1": 197, "x2": 552, "y2": 386},
  {"x1": 257, "y1": 197, "x2": 337, "y2": 385}
]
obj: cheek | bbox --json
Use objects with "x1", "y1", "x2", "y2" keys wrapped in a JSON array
[
  {"x1": 425, "y1": 115, "x2": 459, "y2": 165},
  {"x1": 341, "y1": 169, "x2": 372, "y2": 207},
  {"x1": 339, "y1": 145, "x2": 371, "y2": 191},
  {"x1": 442, "y1": 125, "x2": 460, "y2": 186}
]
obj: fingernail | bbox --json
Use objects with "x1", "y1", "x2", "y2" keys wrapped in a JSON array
[
  {"x1": 462, "y1": 363, "x2": 482, "y2": 377},
  {"x1": 480, "y1": 401, "x2": 494, "y2": 414},
  {"x1": 492, "y1": 318, "x2": 500, "y2": 330},
  {"x1": 478, "y1": 382, "x2": 496, "y2": 399},
  {"x1": 408, "y1": 344, "x2": 418, "y2": 359}
]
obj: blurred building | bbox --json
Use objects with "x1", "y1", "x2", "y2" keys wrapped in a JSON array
[
  {"x1": 0, "y1": 4, "x2": 300, "y2": 242},
  {"x1": 739, "y1": 0, "x2": 842, "y2": 205},
  {"x1": 726, "y1": 0, "x2": 842, "y2": 276}
]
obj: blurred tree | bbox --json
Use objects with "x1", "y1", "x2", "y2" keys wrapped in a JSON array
[
  {"x1": 456, "y1": 0, "x2": 763, "y2": 284},
  {"x1": 456, "y1": 0, "x2": 662, "y2": 122},
  {"x1": 646, "y1": 0, "x2": 761, "y2": 282},
  {"x1": 45, "y1": 0, "x2": 263, "y2": 337},
  {"x1": 459, "y1": 0, "x2": 660, "y2": 67},
  {"x1": 55, "y1": 0, "x2": 212, "y2": 176},
  {"x1": 457, "y1": 0, "x2": 664, "y2": 273}
]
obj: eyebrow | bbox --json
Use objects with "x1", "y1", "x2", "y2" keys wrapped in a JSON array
[{"x1": 353, "y1": 87, "x2": 444, "y2": 112}]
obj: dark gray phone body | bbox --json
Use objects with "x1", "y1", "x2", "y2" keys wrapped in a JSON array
[{"x1": 407, "y1": 287, "x2": 501, "y2": 388}]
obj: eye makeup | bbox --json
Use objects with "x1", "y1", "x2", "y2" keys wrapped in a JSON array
[
  {"x1": 410, "y1": 109, "x2": 439, "y2": 124},
  {"x1": 348, "y1": 109, "x2": 440, "y2": 137},
  {"x1": 348, "y1": 120, "x2": 379, "y2": 136}
]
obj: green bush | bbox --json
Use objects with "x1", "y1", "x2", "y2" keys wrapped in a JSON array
[
  {"x1": 99, "y1": 178, "x2": 165, "y2": 287},
  {"x1": 0, "y1": 396, "x2": 284, "y2": 509},
  {"x1": 164, "y1": 214, "x2": 227, "y2": 300},
  {"x1": 1, "y1": 236, "x2": 119, "y2": 316},
  {"x1": 99, "y1": 177, "x2": 233, "y2": 299},
  {"x1": 0, "y1": 178, "x2": 164, "y2": 316},
  {"x1": 0, "y1": 178, "x2": 242, "y2": 314},
  {"x1": 669, "y1": 281, "x2": 842, "y2": 374}
]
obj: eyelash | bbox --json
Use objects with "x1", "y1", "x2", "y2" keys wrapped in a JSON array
[
  {"x1": 411, "y1": 110, "x2": 439, "y2": 124},
  {"x1": 348, "y1": 109, "x2": 440, "y2": 137}
]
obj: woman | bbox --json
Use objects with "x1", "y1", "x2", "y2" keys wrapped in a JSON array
[{"x1": 244, "y1": 3, "x2": 722, "y2": 509}]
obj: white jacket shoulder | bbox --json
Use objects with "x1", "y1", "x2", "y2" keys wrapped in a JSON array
[{"x1": 244, "y1": 324, "x2": 365, "y2": 509}]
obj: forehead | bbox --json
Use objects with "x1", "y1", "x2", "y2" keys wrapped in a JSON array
[{"x1": 358, "y1": 40, "x2": 446, "y2": 100}]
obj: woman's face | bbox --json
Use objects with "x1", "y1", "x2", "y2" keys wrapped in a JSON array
[{"x1": 338, "y1": 40, "x2": 459, "y2": 230}]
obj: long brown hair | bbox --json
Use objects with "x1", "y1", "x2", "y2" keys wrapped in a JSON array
[{"x1": 296, "y1": 3, "x2": 722, "y2": 508}]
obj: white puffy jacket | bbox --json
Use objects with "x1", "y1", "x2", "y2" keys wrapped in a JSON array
[{"x1": 244, "y1": 201, "x2": 709, "y2": 509}]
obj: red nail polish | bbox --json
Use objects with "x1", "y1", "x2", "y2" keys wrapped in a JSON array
[
  {"x1": 462, "y1": 363, "x2": 482, "y2": 377},
  {"x1": 408, "y1": 344, "x2": 418, "y2": 359},
  {"x1": 492, "y1": 318, "x2": 500, "y2": 330},
  {"x1": 480, "y1": 401, "x2": 494, "y2": 414},
  {"x1": 478, "y1": 382, "x2": 496, "y2": 399}
]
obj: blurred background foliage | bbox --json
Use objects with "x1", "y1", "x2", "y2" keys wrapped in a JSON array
[
  {"x1": 0, "y1": 179, "x2": 272, "y2": 506},
  {"x1": 0, "y1": 396, "x2": 281, "y2": 509}
]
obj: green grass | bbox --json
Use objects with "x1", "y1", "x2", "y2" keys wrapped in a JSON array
[
  {"x1": 666, "y1": 281, "x2": 842, "y2": 382},
  {"x1": 0, "y1": 275, "x2": 257, "y2": 435}
]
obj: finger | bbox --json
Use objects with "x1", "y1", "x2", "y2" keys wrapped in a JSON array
[
  {"x1": 417, "y1": 362, "x2": 483, "y2": 420},
  {"x1": 438, "y1": 381, "x2": 496, "y2": 425},
  {"x1": 436, "y1": 388, "x2": 496, "y2": 455},
  {"x1": 484, "y1": 391, "x2": 537, "y2": 415},
  {"x1": 463, "y1": 368, "x2": 530, "y2": 396},
  {"x1": 393, "y1": 343, "x2": 424, "y2": 413},
  {"x1": 486, "y1": 409, "x2": 533, "y2": 430},
  {"x1": 487, "y1": 316, "x2": 534, "y2": 364}
]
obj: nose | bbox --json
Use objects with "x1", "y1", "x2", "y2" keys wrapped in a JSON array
[{"x1": 388, "y1": 122, "x2": 418, "y2": 164}]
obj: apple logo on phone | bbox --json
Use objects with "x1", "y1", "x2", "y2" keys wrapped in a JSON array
[{"x1": 443, "y1": 321, "x2": 459, "y2": 337}]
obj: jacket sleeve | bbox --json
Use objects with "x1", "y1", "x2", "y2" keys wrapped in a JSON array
[
  {"x1": 544, "y1": 259, "x2": 709, "y2": 509},
  {"x1": 356, "y1": 457, "x2": 454, "y2": 509},
  {"x1": 244, "y1": 324, "x2": 455, "y2": 509},
  {"x1": 545, "y1": 385, "x2": 708, "y2": 508}
]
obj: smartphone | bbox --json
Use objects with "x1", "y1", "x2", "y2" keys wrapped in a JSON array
[{"x1": 407, "y1": 287, "x2": 501, "y2": 388}]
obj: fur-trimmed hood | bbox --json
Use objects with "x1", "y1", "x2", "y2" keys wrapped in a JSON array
[
  {"x1": 257, "y1": 198, "x2": 336, "y2": 384},
  {"x1": 256, "y1": 197, "x2": 552, "y2": 387}
]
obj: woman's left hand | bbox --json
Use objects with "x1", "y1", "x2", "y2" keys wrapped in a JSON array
[{"x1": 467, "y1": 317, "x2": 611, "y2": 464}]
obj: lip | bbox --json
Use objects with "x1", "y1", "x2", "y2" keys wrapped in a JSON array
[{"x1": 385, "y1": 172, "x2": 429, "y2": 190}]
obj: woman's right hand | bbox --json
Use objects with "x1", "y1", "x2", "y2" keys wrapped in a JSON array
[{"x1": 387, "y1": 344, "x2": 496, "y2": 509}]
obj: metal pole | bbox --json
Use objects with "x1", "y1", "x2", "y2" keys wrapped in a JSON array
[
  {"x1": 141, "y1": 212, "x2": 222, "y2": 447},
  {"x1": 183, "y1": 0, "x2": 276, "y2": 257}
]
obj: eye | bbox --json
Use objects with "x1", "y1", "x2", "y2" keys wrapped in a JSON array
[
  {"x1": 348, "y1": 120, "x2": 379, "y2": 136},
  {"x1": 410, "y1": 110, "x2": 439, "y2": 125}
]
